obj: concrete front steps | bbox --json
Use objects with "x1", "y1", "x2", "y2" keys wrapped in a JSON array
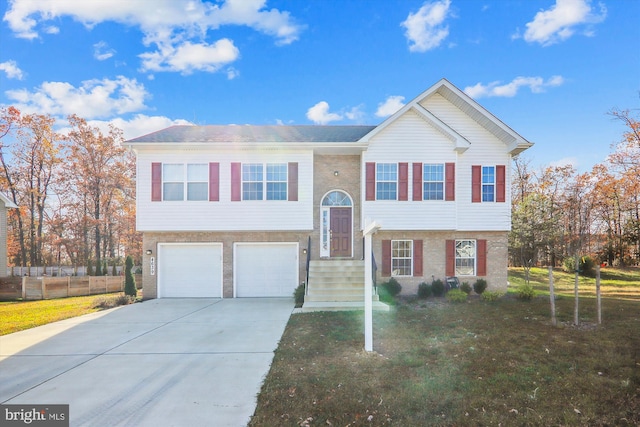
[{"x1": 297, "y1": 259, "x2": 390, "y2": 312}]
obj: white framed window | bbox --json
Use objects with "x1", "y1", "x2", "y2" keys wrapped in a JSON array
[
  {"x1": 242, "y1": 163, "x2": 287, "y2": 201},
  {"x1": 162, "y1": 163, "x2": 208, "y2": 201},
  {"x1": 455, "y1": 240, "x2": 476, "y2": 276},
  {"x1": 187, "y1": 164, "x2": 208, "y2": 201},
  {"x1": 392, "y1": 240, "x2": 412, "y2": 276},
  {"x1": 423, "y1": 163, "x2": 444, "y2": 200},
  {"x1": 376, "y1": 163, "x2": 397, "y2": 200},
  {"x1": 482, "y1": 166, "x2": 495, "y2": 202}
]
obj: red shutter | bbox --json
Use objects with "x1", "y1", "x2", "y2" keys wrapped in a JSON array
[
  {"x1": 365, "y1": 162, "x2": 376, "y2": 201},
  {"x1": 288, "y1": 162, "x2": 298, "y2": 201},
  {"x1": 471, "y1": 165, "x2": 481, "y2": 203},
  {"x1": 231, "y1": 162, "x2": 241, "y2": 201},
  {"x1": 209, "y1": 162, "x2": 219, "y2": 201},
  {"x1": 413, "y1": 240, "x2": 423, "y2": 276},
  {"x1": 496, "y1": 165, "x2": 506, "y2": 203},
  {"x1": 446, "y1": 240, "x2": 455, "y2": 276},
  {"x1": 151, "y1": 162, "x2": 162, "y2": 202},
  {"x1": 412, "y1": 163, "x2": 422, "y2": 201},
  {"x1": 445, "y1": 162, "x2": 455, "y2": 201},
  {"x1": 382, "y1": 240, "x2": 391, "y2": 277},
  {"x1": 477, "y1": 239, "x2": 487, "y2": 276},
  {"x1": 398, "y1": 162, "x2": 408, "y2": 201}
]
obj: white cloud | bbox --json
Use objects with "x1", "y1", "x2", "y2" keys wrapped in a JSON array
[
  {"x1": 375, "y1": 95, "x2": 405, "y2": 117},
  {"x1": 4, "y1": 76, "x2": 149, "y2": 119},
  {"x1": 306, "y1": 101, "x2": 342, "y2": 125},
  {"x1": 521, "y1": 0, "x2": 607, "y2": 46},
  {"x1": 3, "y1": 0, "x2": 303, "y2": 74},
  {"x1": 93, "y1": 114, "x2": 193, "y2": 141},
  {"x1": 401, "y1": 0, "x2": 452, "y2": 52},
  {"x1": 139, "y1": 39, "x2": 239, "y2": 74},
  {"x1": 549, "y1": 157, "x2": 578, "y2": 169},
  {"x1": 93, "y1": 41, "x2": 116, "y2": 61},
  {"x1": 0, "y1": 60, "x2": 24, "y2": 80},
  {"x1": 464, "y1": 76, "x2": 565, "y2": 98}
]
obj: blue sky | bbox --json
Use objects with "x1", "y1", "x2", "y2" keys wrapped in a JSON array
[{"x1": 1, "y1": 0, "x2": 638, "y2": 172}]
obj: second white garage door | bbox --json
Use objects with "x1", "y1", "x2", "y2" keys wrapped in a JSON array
[
  {"x1": 234, "y1": 243, "x2": 299, "y2": 297},
  {"x1": 158, "y1": 243, "x2": 222, "y2": 298}
]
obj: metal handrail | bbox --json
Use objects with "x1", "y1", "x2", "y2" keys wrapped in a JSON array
[{"x1": 305, "y1": 236, "x2": 311, "y2": 295}]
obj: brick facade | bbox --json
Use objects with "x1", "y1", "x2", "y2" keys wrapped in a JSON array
[{"x1": 373, "y1": 230, "x2": 508, "y2": 294}]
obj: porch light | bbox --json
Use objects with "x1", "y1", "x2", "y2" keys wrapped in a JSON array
[
  {"x1": 146, "y1": 249, "x2": 153, "y2": 255},
  {"x1": 333, "y1": 171, "x2": 339, "y2": 176}
]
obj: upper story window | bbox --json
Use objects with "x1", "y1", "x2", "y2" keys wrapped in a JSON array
[
  {"x1": 163, "y1": 163, "x2": 208, "y2": 201},
  {"x1": 376, "y1": 163, "x2": 397, "y2": 200},
  {"x1": 242, "y1": 163, "x2": 287, "y2": 201},
  {"x1": 482, "y1": 166, "x2": 495, "y2": 202},
  {"x1": 423, "y1": 164, "x2": 444, "y2": 200},
  {"x1": 392, "y1": 240, "x2": 413, "y2": 276}
]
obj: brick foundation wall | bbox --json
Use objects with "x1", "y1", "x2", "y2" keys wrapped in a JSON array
[{"x1": 373, "y1": 231, "x2": 509, "y2": 294}]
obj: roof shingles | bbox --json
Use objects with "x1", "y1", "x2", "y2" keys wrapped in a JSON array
[{"x1": 126, "y1": 125, "x2": 377, "y2": 144}]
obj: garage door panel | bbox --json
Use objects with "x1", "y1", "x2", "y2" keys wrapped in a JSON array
[
  {"x1": 235, "y1": 243, "x2": 298, "y2": 297},
  {"x1": 159, "y1": 244, "x2": 222, "y2": 298}
]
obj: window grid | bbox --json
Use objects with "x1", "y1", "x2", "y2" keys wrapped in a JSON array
[
  {"x1": 376, "y1": 163, "x2": 397, "y2": 200},
  {"x1": 266, "y1": 164, "x2": 287, "y2": 200},
  {"x1": 242, "y1": 163, "x2": 288, "y2": 201},
  {"x1": 162, "y1": 164, "x2": 184, "y2": 201},
  {"x1": 455, "y1": 240, "x2": 476, "y2": 276},
  {"x1": 482, "y1": 166, "x2": 495, "y2": 202},
  {"x1": 392, "y1": 240, "x2": 412, "y2": 277},
  {"x1": 187, "y1": 164, "x2": 208, "y2": 201},
  {"x1": 423, "y1": 163, "x2": 444, "y2": 200}
]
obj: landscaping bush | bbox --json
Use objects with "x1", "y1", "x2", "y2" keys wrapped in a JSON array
[
  {"x1": 124, "y1": 255, "x2": 137, "y2": 297},
  {"x1": 446, "y1": 289, "x2": 468, "y2": 303},
  {"x1": 562, "y1": 255, "x2": 596, "y2": 277},
  {"x1": 294, "y1": 283, "x2": 305, "y2": 307},
  {"x1": 482, "y1": 291, "x2": 503, "y2": 302},
  {"x1": 382, "y1": 277, "x2": 402, "y2": 297},
  {"x1": 93, "y1": 294, "x2": 134, "y2": 309},
  {"x1": 431, "y1": 279, "x2": 445, "y2": 297},
  {"x1": 460, "y1": 282, "x2": 472, "y2": 295},
  {"x1": 473, "y1": 278, "x2": 488, "y2": 295},
  {"x1": 516, "y1": 282, "x2": 536, "y2": 301},
  {"x1": 417, "y1": 282, "x2": 432, "y2": 299}
]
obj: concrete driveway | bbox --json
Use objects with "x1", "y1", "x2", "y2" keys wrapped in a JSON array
[{"x1": 0, "y1": 298, "x2": 294, "y2": 427}]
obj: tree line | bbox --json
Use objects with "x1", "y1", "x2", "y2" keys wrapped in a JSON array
[
  {"x1": 1, "y1": 107, "x2": 139, "y2": 275},
  {"x1": 510, "y1": 108, "x2": 640, "y2": 269}
]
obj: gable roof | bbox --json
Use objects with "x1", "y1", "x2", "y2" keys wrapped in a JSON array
[
  {"x1": 361, "y1": 78, "x2": 533, "y2": 155},
  {"x1": 127, "y1": 125, "x2": 376, "y2": 144},
  {"x1": 0, "y1": 192, "x2": 17, "y2": 209}
]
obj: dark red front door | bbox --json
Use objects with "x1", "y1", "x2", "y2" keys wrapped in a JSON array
[{"x1": 330, "y1": 207, "x2": 352, "y2": 257}]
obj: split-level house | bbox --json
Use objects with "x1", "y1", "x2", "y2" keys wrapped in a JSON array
[{"x1": 124, "y1": 79, "x2": 533, "y2": 307}]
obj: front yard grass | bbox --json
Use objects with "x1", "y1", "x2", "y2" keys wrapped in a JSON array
[
  {"x1": 0, "y1": 293, "x2": 126, "y2": 336},
  {"x1": 250, "y1": 268, "x2": 640, "y2": 426}
]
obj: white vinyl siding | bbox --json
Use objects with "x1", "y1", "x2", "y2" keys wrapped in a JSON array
[
  {"x1": 362, "y1": 111, "x2": 458, "y2": 230},
  {"x1": 136, "y1": 151, "x2": 313, "y2": 231}
]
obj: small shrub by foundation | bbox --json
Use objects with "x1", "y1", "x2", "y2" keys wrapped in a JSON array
[
  {"x1": 516, "y1": 283, "x2": 536, "y2": 301},
  {"x1": 446, "y1": 289, "x2": 468, "y2": 303},
  {"x1": 431, "y1": 279, "x2": 445, "y2": 297},
  {"x1": 293, "y1": 284, "x2": 305, "y2": 307},
  {"x1": 481, "y1": 291, "x2": 503, "y2": 301},
  {"x1": 418, "y1": 282, "x2": 432, "y2": 299},
  {"x1": 473, "y1": 278, "x2": 488, "y2": 295},
  {"x1": 460, "y1": 282, "x2": 472, "y2": 294}
]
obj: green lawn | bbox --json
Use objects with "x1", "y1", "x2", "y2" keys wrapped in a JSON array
[
  {"x1": 250, "y1": 267, "x2": 640, "y2": 426},
  {"x1": 0, "y1": 293, "x2": 127, "y2": 335}
]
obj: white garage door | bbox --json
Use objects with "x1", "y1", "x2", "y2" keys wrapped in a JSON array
[
  {"x1": 158, "y1": 243, "x2": 222, "y2": 298},
  {"x1": 234, "y1": 243, "x2": 298, "y2": 297}
]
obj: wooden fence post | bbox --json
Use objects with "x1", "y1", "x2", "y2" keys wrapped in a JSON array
[
  {"x1": 596, "y1": 265, "x2": 602, "y2": 325},
  {"x1": 549, "y1": 266, "x2": 557, "y2": 327}
]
